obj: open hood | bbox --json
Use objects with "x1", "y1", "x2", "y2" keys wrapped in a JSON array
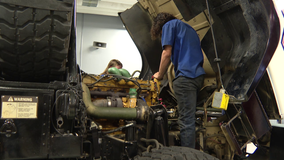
[{"x1": 119, "y1": 0, "x2": 280, "y2": 101}]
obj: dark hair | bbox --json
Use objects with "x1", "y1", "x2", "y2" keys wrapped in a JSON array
[
  {"x1": 100, "y1": 59, "x2": 123, "y2": 75},
  {"x1": 150, "y1": 12, "x2": 177, "y2": 40}
]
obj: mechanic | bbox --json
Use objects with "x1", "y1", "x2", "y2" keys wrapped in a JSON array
[
  {"x1": 151, "y1": 12, "x2": 205, "y2": 148},
  {"x1": 100, "y1": 59, "x2": 123, "y2": 75}
]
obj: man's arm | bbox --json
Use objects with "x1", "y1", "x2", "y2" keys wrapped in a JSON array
[{"x1": 153, "y1": 45, "x2": 172, "y2": 80}]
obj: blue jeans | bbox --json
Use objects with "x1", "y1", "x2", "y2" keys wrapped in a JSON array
[{"x1": 173, "y1": 75, "x2": 204, "y2": 148}]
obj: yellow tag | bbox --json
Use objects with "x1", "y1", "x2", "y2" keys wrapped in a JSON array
[{"x1": 220, "y1": 93, "x2": 229, "y2": 110}]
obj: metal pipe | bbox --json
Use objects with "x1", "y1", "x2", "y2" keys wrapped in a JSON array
[
  {"x1": 93, "y1": 99, "x2": 120, "y2": 108},
  {"x1": 227, "y1": 110, "x2": 242, "y2": 125},
  {"x1": 105, "y1": 135, "x2": 133, "y2": 145},
  {"x1": 203, "y1": 93, "x2": 214, "y2": 127},
  {"x1": 82, "y1": 83, "x2": 139, "y2": 120},
  {"x1": 90, "y1": 91, "x2": 128, "y2": 97}
]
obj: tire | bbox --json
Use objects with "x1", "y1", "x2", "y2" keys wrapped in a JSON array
[
  {"x1": 134, "y1": 146, "x2": 219, "y2": 160},
  {"x1": 0, "y1": 1, "x2": 73, "y2": 82}
]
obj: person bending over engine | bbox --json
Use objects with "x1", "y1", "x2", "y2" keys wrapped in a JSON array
[{"x1": 151, "y1": 12, "x2": 205, "y2": 148}]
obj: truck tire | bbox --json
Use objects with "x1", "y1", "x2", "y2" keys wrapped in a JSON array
[
  {"x1": 134, "y1": 146, "x2": 219, "y2": 160},
  {"x1": 0, "y1": 0, "x2": 73, "y2": 82}
]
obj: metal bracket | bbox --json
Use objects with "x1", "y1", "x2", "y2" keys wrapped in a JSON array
[
  {"x1": 220, "y1": 110, "x2": 242, "y2": 155},
  {"x1": 0, "y1": 119, "x2": 17, "y2": 137}
]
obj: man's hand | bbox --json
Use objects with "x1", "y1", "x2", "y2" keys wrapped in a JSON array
[{"x1": 153, "y1": 72, "x2": 163, "y2": 80}]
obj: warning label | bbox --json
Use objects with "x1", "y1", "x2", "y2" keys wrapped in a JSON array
[{"x1": 1, "y1": 96, "x2": 38, "y2": 119}]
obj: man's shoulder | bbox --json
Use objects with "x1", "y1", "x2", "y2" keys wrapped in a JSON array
[
  {"x1": 165, "y1": 19, "x2": 180, "y2": 25},
  {"x1": 163, "y1": 19, "x2": 181, "y2": 30},
  {"x1": 166, "y1": 19, "x2": 192, "y2": 28}
]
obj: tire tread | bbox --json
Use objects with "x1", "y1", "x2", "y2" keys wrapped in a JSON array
[
  {"x1": 135, "y1": 146, "x2": 219, "y2": 160},
  {"x1": 0, "y1": 1, "x2": 72, "y2": 82}
]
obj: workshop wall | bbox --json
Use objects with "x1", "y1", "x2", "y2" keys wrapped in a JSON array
[
  {"x1": 76, "y1": 13, "x2": 142, "y2": 76},
  {"x1": 268, "y1": 0, "x2": 284, "y2": 119}
]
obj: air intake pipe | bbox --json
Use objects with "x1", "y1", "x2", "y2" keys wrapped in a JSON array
[{"x1": 81, "y1": 83, "x2": 148, "y2": 121}]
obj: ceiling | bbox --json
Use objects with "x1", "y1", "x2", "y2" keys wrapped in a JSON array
[{"x1": 76, "y1": 0, "x2": 137, "y2": 16}]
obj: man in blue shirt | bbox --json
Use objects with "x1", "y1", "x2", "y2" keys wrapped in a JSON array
[{"x1": 151, "y1": 12, "x2": 205, "y2": 148}]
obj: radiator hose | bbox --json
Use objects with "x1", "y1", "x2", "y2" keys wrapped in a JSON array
[{"x1": 81, "y1": 83, "x2": 148, "y2": 121}]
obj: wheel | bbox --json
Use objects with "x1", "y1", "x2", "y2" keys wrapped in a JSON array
[
  {"x1": 134, "y1": 146, "x2": 219, "y2": 160},
  {"x1": 0, "y1": 0, "x2": 74, "y2": 82}
]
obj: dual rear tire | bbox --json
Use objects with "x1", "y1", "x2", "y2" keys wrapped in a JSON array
[{"x1": 134, "y1": 146, "x2": 219, "y2": 160}]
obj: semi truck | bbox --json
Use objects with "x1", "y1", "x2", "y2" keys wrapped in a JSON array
[{"x1": 0, "y1": 0, "x2": 282, "y2": 159}]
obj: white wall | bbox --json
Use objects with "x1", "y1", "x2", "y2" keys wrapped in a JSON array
[
  {"x1": 268, "y1": 0, "x2": 284, "y2": 119},
  {"x1": 76, "y1": 13, "x2": 142, "y2": 75}
]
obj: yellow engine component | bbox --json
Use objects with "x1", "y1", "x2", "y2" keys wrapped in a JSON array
[
  {"x1": 82, "y1": 74, "x2": 160, "y2": 107},
  {"x1": 82, "y1": 74, "x2": 161, "y2": 133},
  {"x1": 122, "y1": 95, "x2": 137, "y2": 108}
]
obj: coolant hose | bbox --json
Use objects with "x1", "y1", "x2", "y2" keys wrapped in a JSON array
[{"x1": 82, "y1": 83, "x2": 147, "y2": 120}]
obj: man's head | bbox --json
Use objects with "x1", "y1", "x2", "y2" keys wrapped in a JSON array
[
  {"x1": 100, "y1": 59, "x2": 123, "y2": 75},
  {"x1": 150, "y1": 12, "x2": 177, "y2": 40},
  {"x1": 108, "y1": 59, "x2": 123, "y2": 69}
]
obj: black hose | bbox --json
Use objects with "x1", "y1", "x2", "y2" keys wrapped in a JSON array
[{"x1": 103, "y1": 123, "x2": 134, "y2": 134}]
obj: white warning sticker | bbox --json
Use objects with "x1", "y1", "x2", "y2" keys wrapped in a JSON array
[{"x1": 1, "y1": 96, "x2": 38, "y2": 119}]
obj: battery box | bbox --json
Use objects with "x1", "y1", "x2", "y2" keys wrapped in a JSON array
[{"x1": 212, "y1": 89, "x2": 229, "y2": 110}]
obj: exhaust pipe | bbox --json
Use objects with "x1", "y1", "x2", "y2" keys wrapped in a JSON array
[{"x1": 81, "y1": 83, "x2": 148, "y2": 121}]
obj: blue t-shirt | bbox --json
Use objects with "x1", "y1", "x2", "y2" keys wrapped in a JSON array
[{"x1": 161, "y1": 19, "x2": 205, "y2": 78}]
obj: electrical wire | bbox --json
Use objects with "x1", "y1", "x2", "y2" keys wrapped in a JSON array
[
  {"x1": 146, "y1": 145, "x2": 153, "y2": 152},
  {"x1": 205, "y1": 0, "x2": 225, "y2": 89},
  {"x1": 103, "y1": 123, "x2": 134, "y2": 134},
  {"x1": 51, "y1": 93, "x2": 67, "y2": 136},
  {"x1": 84, "y1": 74, "x2": 109, "y2": 86},
  {"x1": 84, "y1": 74, "x2": 141, "y2": 90},
  {"x1": 81, "y1": 71, "x2": 115, "y2": 83},
  {"x1": 82, "y1": 72, "x2": 143, "y2": 98},
  {"x1": 131, "y1": 70, "x2": 141, "y2": 78},
  {"x1": 140, "y1": 138, "x2": 163, "y2": 150},
  {"x1": 108, "y1": 74, "x2": 142, "y2": 95},
  {"x1": 81, "y1": 70, "x2": 98, "y2": 81}
]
